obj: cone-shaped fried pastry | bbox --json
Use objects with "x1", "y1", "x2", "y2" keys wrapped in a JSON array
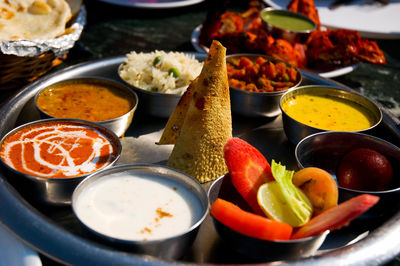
[
  {"x1": 164, "y1": 40, "x2": 232, "y2": 183},
  {"x1": 157, "y1": 78, "x2": 197, "y2": 145}
]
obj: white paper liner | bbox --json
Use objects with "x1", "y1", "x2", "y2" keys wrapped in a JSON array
[{"x1": 118, "y1": 129, "x2": 173, "y2": 165}]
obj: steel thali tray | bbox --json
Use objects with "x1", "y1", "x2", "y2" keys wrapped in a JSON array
[{"x1": 1, "y1": 55, "x2": 400, "y2": 265}]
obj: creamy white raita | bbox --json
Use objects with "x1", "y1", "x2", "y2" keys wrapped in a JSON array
[{"x1": 74, "y1": 171, "x2": 203, "y2": 241}]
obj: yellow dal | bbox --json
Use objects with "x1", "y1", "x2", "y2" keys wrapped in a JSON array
[
  {"x1": 282, "y1": 94, "x2": 375, "y2": 131},
  {"x1": 37, "y1": 82, "x2": 133, "y2": 122}
]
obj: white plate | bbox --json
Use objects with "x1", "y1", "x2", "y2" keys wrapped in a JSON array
[
  {"x1": 191, "y1": 25, "x2": 357, "y2": 78},
  {"x1": 310, "y1": 64, "x2": 357, "y2": 78},
  {"x1": 98, "y1": 0, "x2": 204, "y2": 9},
  {"x1": 0, "y1": 225, "x2": 42, "y2": 266},
  {"x1": 191, "y1": 25, "x2": 209, "y2": 53},
  {"x1": 263, "y1": 0, "x2": 400, "y2": 39}
]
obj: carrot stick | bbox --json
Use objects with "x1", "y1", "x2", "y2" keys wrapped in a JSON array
[
  {"x1": 210, "y1": 198, "x2": 293, "y2": 241},
  {"x1": 291, "y1": 194, "x2": 379, "y2": 239}
]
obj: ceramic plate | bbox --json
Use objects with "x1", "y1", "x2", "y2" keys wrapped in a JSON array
[
  {"x1": 98, "y1": 0, "x2": 204, "y2": 9},
  {"x1": 191, "y1": 25, "x2": 357, "y2": 78},
  {"x1": 263, "y1": 0, "x2": 400, "y2": 39}
]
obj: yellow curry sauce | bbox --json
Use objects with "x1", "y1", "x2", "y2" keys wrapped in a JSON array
[
  {"x1": 37, "y1": 82, "x2": 133, "y2": 122},
  {"x1": 282, "y1": 94, "x2": 375, "y2": 131}
]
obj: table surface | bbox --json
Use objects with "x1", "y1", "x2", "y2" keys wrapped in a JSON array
[{"x1": 1, "y1": 0, "x2": 400, "y2": 265}]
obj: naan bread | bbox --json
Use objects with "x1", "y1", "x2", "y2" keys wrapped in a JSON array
[
  {"x1": 0, "y1": 0, "x2": 71, "y2": 40},
  {"x1": 162, "y1": 40, "x2": 232, "y2": 183}
]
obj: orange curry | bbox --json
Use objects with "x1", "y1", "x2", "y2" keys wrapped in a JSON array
[
  {"x1": 0, "y1": 121, "x2": 119, "y2": 178},
  {"x1": 36, "y1": 81, "x2": 133, "y2": 122}
]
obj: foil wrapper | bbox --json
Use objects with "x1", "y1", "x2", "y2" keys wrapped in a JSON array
[{"x1": 0, "y1": 5, "x2": 86, "y2": 58}]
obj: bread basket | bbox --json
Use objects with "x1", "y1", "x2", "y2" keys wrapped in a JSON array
[{"x1": 0, "y1": 3, "x2": 86, "y2": 90}]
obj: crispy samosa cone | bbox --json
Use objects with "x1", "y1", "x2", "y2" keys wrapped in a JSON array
[
  {"x1": 157, "y1": 78, "x2": 197, "y2": 145},
  {"x1": 166, "y1": 40, "x2": 232, "y2": 183}
]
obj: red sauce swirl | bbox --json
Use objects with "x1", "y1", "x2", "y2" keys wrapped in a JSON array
[{"x1": 0, "y1": 121, "x2": 119, "y2": 178}]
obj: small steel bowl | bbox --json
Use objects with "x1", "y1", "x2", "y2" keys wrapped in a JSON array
[
  {"x1": 208, "y1": 174, "x2": 329, "y2": 262},
  {"x1": 72, "y1": 164, "x2": 209, "y2": 260},
  {"x1": 34, "y1": 77, "x2": 138, "y2": 138},
  {"x1": 118, "y1": 75, "x2": 181, "y2": 118},
  {"x1": 296, "y1": 131, "x2": 400, "y2": 217},
  {"x1": 118, "y1": 56, "x2": 199, "y2": 118},
  {"x1": 0, "y1": 119, "x2": 121, "y2": 205},
  {"x1": 260, "y1": 8, "x2": 317, "y2": 43},
  {"x1": 228, "y1": 54, "x2": 302, "y2": 118},
  {"x1": 280, "y1": 85, "x2": 382, "y2": 145}
]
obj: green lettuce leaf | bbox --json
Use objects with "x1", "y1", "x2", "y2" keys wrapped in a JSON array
[{"x1": 271, "y1": 160, "x2": 313, "y2": 226}]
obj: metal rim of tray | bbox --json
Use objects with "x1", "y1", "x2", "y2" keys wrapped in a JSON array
[{"x1": 1, "y1": 55, "x2": 400, "y2": 265}]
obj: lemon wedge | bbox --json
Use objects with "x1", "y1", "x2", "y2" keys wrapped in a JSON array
[{"x1": 257, "y1": 181, "x2": 312, "y2": 227}]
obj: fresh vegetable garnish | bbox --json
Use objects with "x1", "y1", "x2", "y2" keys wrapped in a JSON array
[
  {"x1": 223, "y1": 138, "x2": 274, "y2": 215},
  {"x1": 257, "y1": 160, "x2": 313, "y2": 227},
  {"x1": 257, "y1": 179, "x2": 312, "y2": 227},
  {"x1": 293, "y1": 167, "x2": 338, "y2": 216},
  {"x1": 210, "y1": 198, "x2": 293, "y2": 241},
  {"x1": 220, "y1": 137, "x2": 380, "y2": 241},
  {"x1": 291, "y1": 194, "x2": 379, "y2": 239}
]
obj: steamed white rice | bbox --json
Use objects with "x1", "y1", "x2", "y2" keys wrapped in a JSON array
[{"x1": 119, "y1": 51, "x2": 203, "y2": 95}]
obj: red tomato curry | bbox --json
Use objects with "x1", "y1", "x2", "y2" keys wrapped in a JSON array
[{"x1": 0, "y1": 121, "x2": 119, "y2": 178}]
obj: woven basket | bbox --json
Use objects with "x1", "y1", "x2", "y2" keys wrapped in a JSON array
[{"x1": 0, "y1": 52, "x2": 66, "y2": 90}]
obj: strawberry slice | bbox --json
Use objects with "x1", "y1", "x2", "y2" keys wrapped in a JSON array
[
  {"x1": 223, "y1": 138, "x2": 274, "y2": 215},
  {"x1": 291, "y1": 194, "x2": 379, "y2": 239}
]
